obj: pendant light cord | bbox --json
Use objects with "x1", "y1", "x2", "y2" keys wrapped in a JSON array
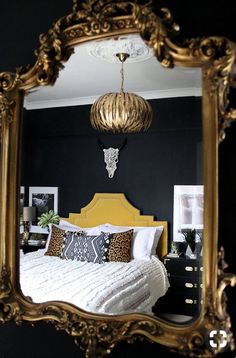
[
  {"x1": 116, "y1": 53, "x2": 129, "y2": 93},
  {"x1": 121, "y1": 60, "x2": 124, "y2": 93}
]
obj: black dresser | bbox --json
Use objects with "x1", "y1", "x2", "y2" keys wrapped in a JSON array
[
  {"x1": 20, "y1": 237, "x2": 47, "y2": 254},
  {"x1": 154, "y1": 255, "x2": 202, "y2": 317}
]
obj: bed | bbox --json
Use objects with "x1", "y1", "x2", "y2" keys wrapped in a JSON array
[{"x1": 20, "y1": 193, "x2": 169, "y2": 315}]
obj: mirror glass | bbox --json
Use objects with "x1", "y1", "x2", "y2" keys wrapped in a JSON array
[{"x1": 19, "y1": 34, "x2": 202, "y2": 324}]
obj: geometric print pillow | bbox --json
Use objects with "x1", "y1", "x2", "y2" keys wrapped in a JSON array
[
  {"x1": 44, "y1": 225, "x2": 85, "y2": 257},
  {"x1": 104, "y1": 229, "x2": 133, "y2": 263},
  {"x1": 61, "y1": 231, "x2": 111, "y2": 264}
]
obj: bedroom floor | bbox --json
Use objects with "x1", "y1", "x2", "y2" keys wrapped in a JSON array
[{"x1": 158, "y1": 313, "x2": 193, "y2": 323}]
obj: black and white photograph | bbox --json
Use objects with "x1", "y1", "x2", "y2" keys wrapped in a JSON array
[
  {"x1": 19, "y1": 187, "x2": 25, "y2": 234},
  {"x1": 20, "y1": 186, "x2": 25, "y2": 215},
  {"x1": 29, "y1": 186, "x2": 58, "y2": 220}
]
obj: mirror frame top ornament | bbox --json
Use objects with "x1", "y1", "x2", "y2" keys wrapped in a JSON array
[{"x1": 0, "y1": 1, "x2": 236, "y2": 357}]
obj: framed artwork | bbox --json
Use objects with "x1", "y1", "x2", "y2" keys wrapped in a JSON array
[
  {"x1": 20, "y1": 186, "x2": 25, "y2": 215},
  {"x1": 19, "y1": 186, "x2": 25, "y2": 234},
  {"x1": 29, "y1": 186, "x2": 58, "y2": 225},
  {"x1": 173, "y1": 185, "x2": 203, "y2": 242}
]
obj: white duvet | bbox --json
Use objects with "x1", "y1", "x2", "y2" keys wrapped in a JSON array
[{"x1": 20, "y1": 249, "x2": 169, "y2": 315}]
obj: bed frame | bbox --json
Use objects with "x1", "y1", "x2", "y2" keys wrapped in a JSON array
[{"x1": 62, "y1": 193, "x2": 168, "y2": 259}]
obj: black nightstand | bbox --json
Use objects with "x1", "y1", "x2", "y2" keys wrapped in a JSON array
[
  {"x1": 20, "y1": 237, "x2": 47, "y2": 254},
  {"x1": 154, "y1": 255, "x2": 202, "y2": 317}
]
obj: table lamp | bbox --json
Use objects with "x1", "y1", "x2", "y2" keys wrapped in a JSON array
[{"x1": 23, "y1": 206, "x2": 36, "y2": 243}]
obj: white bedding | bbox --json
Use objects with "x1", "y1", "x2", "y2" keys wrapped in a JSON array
[{"x1": 20, "y1": 249, "x2": 169, "y2": 315}]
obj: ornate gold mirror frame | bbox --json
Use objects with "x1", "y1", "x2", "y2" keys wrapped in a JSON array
[{"x1": 0, "y1": 1, "x2": 236, "y2": 357}]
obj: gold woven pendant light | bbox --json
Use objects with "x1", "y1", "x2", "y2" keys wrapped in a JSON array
[{"x1": 90, "y1": 53, "x2": 152, "y2": 133}]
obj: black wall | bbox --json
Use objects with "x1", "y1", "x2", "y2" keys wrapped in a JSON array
[
  {"x1": 1, "y1": 1, "x2": 236, "y2": 358},
  {"x1": 22, "y1": 96, "x2": 202, "y2": 242}
]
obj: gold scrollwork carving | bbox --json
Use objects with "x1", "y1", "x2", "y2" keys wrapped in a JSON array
[
  {"x1": 0, "y1": 266, "x2": 23, "y2": 325},
  {"x1": 42, "y1": 305, "x2": 163, "y2": 358},
  {"x1": 72, "y1": 319, "x2": 162, "y2": 358},
  {"x1": 192, "y1": 247, "x2": 236, "y2": 356},
  {"x1": 173, "y1": 329, "x2": 212, "y2": 358},
  {"x1": 219, "y1": 108, "x2": 236, "y2": 143},
  {"x1": 0, "y1": 72, "x2": 18, "y2": 136},
  {"x1": 216, "y1": 247, "x2": 236, "y2": 351},
  {"x1": 174, "y1": 266, "x2": 235, "y2": 358},
  {"x1": 68, "y1": 0, "x2": 136, "y2": 38},
  {"x1": 197, "y1": 37, "x2": 236, "y2": 143},
  {"x1": 0, "y1": 94, "x2": 15, "y2": 126},
  {"x1": 33, "y1": 34, "x2": 74, "y2": 86},
  {"x1": 0, "y1": 72, "x2": 19, "y2": 93},
  {"x1": 134, "y1": 5, "x2": 180, "y2": 68},
  {"x1": 18, "y1": 1, "x2": 181, "y2": 89},
  {"x1": 0, "y1": 265, "x2": 12, "y2": 299},
  {"x1": 18, "y1": 302, "x2": 163, "y2": 358},
  {"x1": 13, "y1": 1, "x2": 236, "y2": 143},
  {"x1": 170, "y1": 36, "x2": 236, "y2": 143}
]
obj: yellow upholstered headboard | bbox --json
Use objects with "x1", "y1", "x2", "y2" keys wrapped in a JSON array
[{"x1": 62, "y1": 193, "x2": 168, "y2": 259}]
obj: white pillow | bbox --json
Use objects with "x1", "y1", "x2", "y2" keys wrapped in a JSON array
[
  {"x1": 151, "y1": 226, "x2": 164, "y2": 254},
  {"x1": 45, "y1": 221, "x2": 101, "y2": 250},
  {"x1": 99, "y1": 223, "x2": 163, "y2": 259},
  {"x1": 59, "y1": 219, "x2": 82, "y2": 229},
  {"x1": 99, "y1": 223, "x2": 128, "y2": 233},
  {"x1": 59, "y1": 220, "x2": 101, "y2": 235}
]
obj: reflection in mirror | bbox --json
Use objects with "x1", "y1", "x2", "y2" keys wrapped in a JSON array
[{"x1": 20, "y1": 34, "x2": 202, "y2": 324}]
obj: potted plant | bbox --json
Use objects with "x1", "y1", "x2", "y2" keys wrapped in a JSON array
[{"x1": 37, "y1": 210, "x2": 60, "y2": 229}]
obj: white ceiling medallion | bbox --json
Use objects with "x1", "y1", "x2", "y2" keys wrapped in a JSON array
[{"x1": 87, "y1": 35, "x2": 154, "y2": 63}]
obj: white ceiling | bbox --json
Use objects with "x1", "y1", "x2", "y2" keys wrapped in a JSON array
[{"x1": 24, "y1": 35, "x2": 201, "y2": 110}]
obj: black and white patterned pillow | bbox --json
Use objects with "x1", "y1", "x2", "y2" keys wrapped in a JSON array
[{"x1": 61, "y1": 231, "x2": 110, "y2": 264}]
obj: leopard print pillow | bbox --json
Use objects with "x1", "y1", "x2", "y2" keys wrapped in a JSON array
[
  {"x1": 105, "y1": 229, "x2": 133, "y2": 263},
  {"x1": 44, "y1": 225, "x2": 65, "y2": 257},
  {"x1": 45, "y1": 225, "x2": 85, "y2": 257}
]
